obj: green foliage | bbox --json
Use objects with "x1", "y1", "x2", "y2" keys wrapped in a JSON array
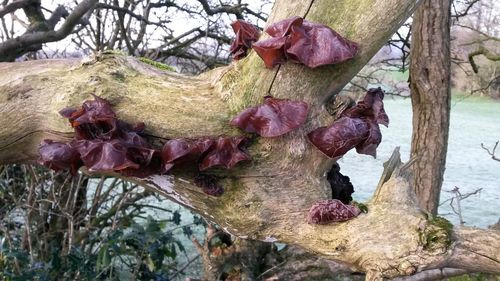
[
  {"x1": 0, "y1": 165, "x2": 205, "y2": 281},
  {"x1": 351, "y1": 201, "x2": 368, "y2": 213},
  {"x1": 419, "y1": 215, "x2": 453, "y2": 252},
  {"x1": 0, "y1": 215, "x2": 196, "y2": 281},
  {"x1": 138, "y1": 57, "x2": 175, "y2": 72}
]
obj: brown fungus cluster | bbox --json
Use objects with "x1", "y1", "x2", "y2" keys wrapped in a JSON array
[
  {"x1": 230, "y1": 96, "x2": 309, "y2": 137},
  {"x1": 306, "y1": 89, "x2": 389, "y2": 224},
  {"x1": 229, "y1": 20, "x2": 260, "y2": 60},
  {"x1": 40, "y1": 16, "x2": 383, "y2": 224},
  {"x1": 308, "y1": 88, "x2": 389, "y2": 160},
  {"x1": 307, "y1": 199, "x2": 361, "y2": 224},
  {"x1": 38, "y1": 95, "x2": 250, "y2": 196},
  {"x1": 327, "y1": 163, "x2": 354, "y2": 205},
  {"x1": 230, "y1": 17, "x2": 358, "y2": 68},
  {"x1": 251, "y1": 16, "x2": 358, "y2": 68}
]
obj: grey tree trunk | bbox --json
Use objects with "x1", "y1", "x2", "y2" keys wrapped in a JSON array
[
  {"x1": 1, "y1": 0, "x2": 499, "y2": 279},
  {"x1": 409, "y1": 0, "x2": 452, "y2": 215}
]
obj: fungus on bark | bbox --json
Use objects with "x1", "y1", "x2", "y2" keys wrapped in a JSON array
[
  {"x1": 56, "y1": 95, "x2": 160, "y2": 176},
  {"x1": 161, "y1": 136, "x2": 250, "y2": 172},
  {"x1": 230, "y1": 96, "x2": 309, "y2": 137},
  {"x1": 308, "y1": 117, "x2": 369, "y2": 160},
  {"x1": 230, "y1": 20, "x2": 260, "y2": 60},
  {"x1": 252, "y1": 16, "x2": 359, "y2": 68},
  {"x1": 199, "y1": 136, "x2": 250, "y2": 171},
  {"x1": 161, "y1": 138, "x2": 214, "y2": 172},
  {"x1": 194, "y1": 174, "x2": 224, "y2": 197},
  {"x1": 307, "y1": 199, "x2": 361, "y2": 224},
  {"x1": 308, "y1": 88, "x2": 389, "y2": 159},
  {"x1": 342, "y1": 88, "x2": 389, "y2": 127},
  {"x1": 38, "y1": 140, "x2": 82, "y2": 175},
  {"x1": 39, "y1": 95, "x2": 250, "y2": 196},
  {"x1": 327, "y1": 163, "x2": 354, "y2": 204}
]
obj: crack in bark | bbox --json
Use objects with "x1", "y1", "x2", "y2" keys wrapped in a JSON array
[
  {"x1": 303, "y1": 0, "x2": 316, "y2": 18},
  {"x1": 266, "y1": 64, "x2": 281, "y2": 95},
  {"x1": 265, "y1": 0, "x2": 314, "y2": 96},
  {"x1": 470, "y1": 250, "x2": 500, "y2": 265},
  {"x1": 0, "y1": 129, "x2": 71, "y2": 152}
]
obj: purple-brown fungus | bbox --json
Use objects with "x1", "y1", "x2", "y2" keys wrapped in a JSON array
[
  {"x1": 308, "y1": 88, "x2": 389, "y2": 159},
  {"x1": 342, "y1": 87, "x2": 389, "y2": 127},
  {"x1": 194, "y1": 174, "x2": 224, "y2": 197},
  {"x1": 40, "y1": 95, "x2": 252, "y2": 197},
  {"x1": 161, "y1": 136, "x2": 250, "y2": 172},
  {"x1": 38, "y1": 96, "x2": 157, "y2": 178},
  {"x1": 252, "y1": 16, "x2": 359, "y2": 68},
  {"x1": 199, "y1": 136, "x2": 250, "y2": 171},
  {"x1": 230, "y1": 20, "x2": 260, "y2": 60},
  {"x1": 161, "y1": 138, "x2": 214, "y2": 172},
  {"x1": 230, "y1": 96, "x2": 309, "y2": 137},
  {"x1": 307, "y1": 199, "x2": 361, "y2": 224},
  {"x1": 38, "y1": 140, "x2": 82, "y2": 175},
  {"x1": 307, "y1": 117, "x2": 369, "y2": 160}
]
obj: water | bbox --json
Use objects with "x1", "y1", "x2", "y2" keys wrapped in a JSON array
[{"x1": 340, "y1": 96, "x2": 500, "y2": 228}]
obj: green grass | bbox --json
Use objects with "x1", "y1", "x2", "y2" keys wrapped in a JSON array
[
  {"x1": 389, "y1": 69, "x2": 409, "y2": 82},
  {"x1": 138, "y1": 57, "x2": 175, "y2": 72},
  {"x1": 451, "y1": 88, "x2": 497, "y2": 103}
]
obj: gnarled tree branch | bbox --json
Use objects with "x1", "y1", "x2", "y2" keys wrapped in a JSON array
[{"x1": 0, "y1": 0, "x2": 97, "y2": 61}]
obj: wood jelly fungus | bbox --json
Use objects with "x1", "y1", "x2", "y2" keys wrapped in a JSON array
[
  {"x1": 38, "y1": 140, "x2": 82, "y2": 175},
  {"x1": 252, "y1": 16, "x2": 359, "y2": 68},
  {"x1": 328, "y1": 163, "x2": 354, "y2": 204},
  {"x1": 199, "y1": 136, "x2": 250, "y2": 171},
  {"x1": 194, "y1": 174, "x2": 224, "y2": 197},
  {"x1": 230, "y1": 20, "x2": 260, "y2": 60},
  {"x1": 307, "y1": 199, "x2": 361, "y2": 224},
  {"x1": 40, "y1": 95, "x2": 161, "y2": 178},
  {"x1": 230, "y1": 96, "x2": 309, "y2": 137},
  {"x1": 160, "y1": 138, "x2": 214, "y2": 172},
  {"x1": 308, "y1": 88, "x2": 389, "y2": 159},
  {"x1": 39, "y1": 96, "x2": 251, "y2": 196}
]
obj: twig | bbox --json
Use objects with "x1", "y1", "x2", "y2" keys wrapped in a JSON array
[
  {"x1": 441, "y1": 187, "x2": 482, "y2": 225},
  {"x1": 481, "y1": 141, "x2": 500, "y2": 162},
  {"x1": 168, "y1": 254, "x2": 200, "y2": 279}
]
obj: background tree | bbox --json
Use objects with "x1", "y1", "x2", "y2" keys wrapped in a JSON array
[
  {"x1": 0, "y1": 0, "x2": 270, "y2": 72},
  {"x1": 0, "y1": 0, "x2": 97, "y2": 61},
  {"x1": 409, "y1": 0, "x2": 452, "y2": 214}
]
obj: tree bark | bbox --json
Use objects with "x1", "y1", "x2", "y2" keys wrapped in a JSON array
[
  {"x1": 409, "y1": 0, "x2": 452, "y2": 215},
  {"x1": 1, "y1": 0, "x2": 499, "y2": 279}
]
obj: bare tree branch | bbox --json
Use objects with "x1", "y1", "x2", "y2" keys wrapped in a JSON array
[
  {"x1": 0, "y1": 0, "x2": 97, "y2": 61},
  {"x1": 196, "y1": 0, "x2": 244, "y2": 18},
  {"x1": 95, "y1": 2, "x2": 170, "y2": 26},
  {"x1": 451, "y1": 0, "x2": 481, "y2": 19},
  {"x1": 481, "y1": 141, "x2": 500, "y2": 162},
  {"x1": 0, "y1": 0, "x2": 31, "y2": 18},
  {"x1": 468, "y1": 45, "x2": 500, "y2": 73}
]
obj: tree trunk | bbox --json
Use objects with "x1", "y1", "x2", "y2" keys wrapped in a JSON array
[
  {"x1": 409, "y1": 0, "x2": 452, "y2": 215},
  {"x1": 1, "y1": 0, "x2": 499, "y2": 279}
]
